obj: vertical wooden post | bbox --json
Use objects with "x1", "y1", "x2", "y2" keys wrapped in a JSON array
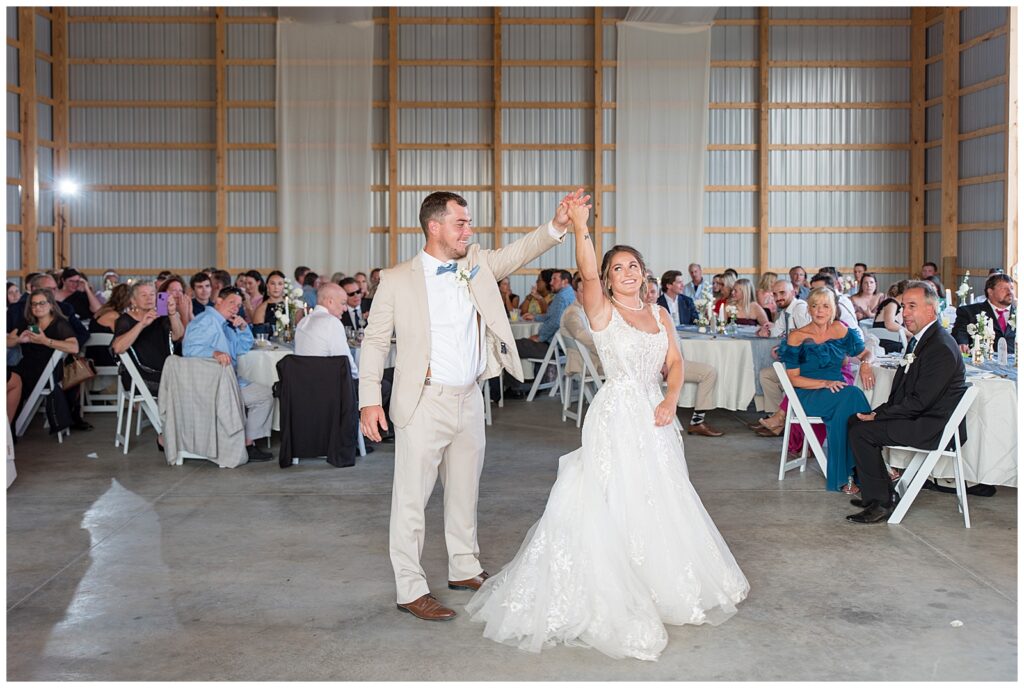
[
  {"x1": 593, "y1": 8, "x2": 604, "y2": 259},
  {"x1": 1005, "y1": 7, "x2": 1018, "y2": 282},
  {"x1": 53, "y1": 7, "x2": 70, "y2": 269},
  {"x1": 387, "y1": 8, "x2": 399, "y2": 266},
  {"x1": 492, "y1": 8, "x2": 503, "y2": 249},
  {"x1": 757, "y1": 8, "x2": 770, "y2": 276},
  {"x1": 215, "y1": 8, "x2": 228, "y2": 268},
  {"x1": 18, "y1": 8, "x2": 37, "y2": 276},
  {"x1": 909, "y1": 8, "x2": 926, "y2": 276},
  {"x1": 939, "y1": 8, "x2": 960, "y2": 288}
]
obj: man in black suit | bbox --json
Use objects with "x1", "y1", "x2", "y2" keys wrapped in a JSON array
[
  {"x1": 845, "y1": 280, "x2": 969, "y2": 524},
  {"x1": 656, "y1": 270, "x2": 699, "y2": 327},
  {"x1": 338, "y1": 277, "x2": 366, "y2": 330},
  {"x1": 951, "y1": 272, "x2": 1015, "y2": 353}
]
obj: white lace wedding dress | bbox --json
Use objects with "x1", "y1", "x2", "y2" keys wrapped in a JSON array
[{"x1": 466, "y1": 305, "x2": 749, "y2": 661}]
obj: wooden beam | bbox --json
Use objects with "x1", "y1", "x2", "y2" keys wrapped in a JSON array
[
  {"x1": 68, "y1": 58, "x2": 216, "y2": 66},
  {"x1": 757, "y1": 8, "x2": 769, "y2": 276},
  {"x1": 767, "y1": 18, "x2": 911, "y2": 26},
  {"x1": 72, "y1": 226, "x2": 217, "y2": 234},
  {"x1": 958, "y1": 74, "x2": 1008, "y2": 98},
  {"x1": 18, "y1": 8, "x2": 36, "y2": 275},
  {"x1": 958, "y1": 123, "x2": 1008, "y2": 142},
  {"x1": 387, "y1": 8, "x2": 399, "y2": 267},
  {"x1": 69, "y1": 142, "x2": 217, "y2": 150},
  {"x1": 768, "y1": 143, "x2": 913, "y2": 151},
  {"x1": 53, "y1": 7, "x2": 69, "y2": 269},
  {"x1": 492, "y1": 7, "x2": 503, "y2": 250},
  {"x1": 593, "y1": 7, "x2": 604, "y2": 258},
  {"x1": 940, "y1": 8, "x2": 960, "y2": 288},
  {"x1": 1006, "y1": 7, "x2": 1018, "y2": 282},
  {"x1": 215, "y1": 8, "x2": 227, "y2": 268},
  {"x1": 768, "y1": 185, "x2": 910, "y2": 192},
  {"x1": 958, "y1": 173, "x2": 1008, "y2": 187},
  {"x1": 910, "y1": 9, "x2": 927, "y2": 278},
  {"x1": 769, "y1": 60, "x2": 911, "y2": 68},
  {"x1": 70, "y1": 100, "x2": 215, "y2": 108},
  {"x1": 958, "y1": 24, "x2": 1008, "y2": 54},
  {"x1": 68, "y1": 15, "x2": 217, "y2": 24}
]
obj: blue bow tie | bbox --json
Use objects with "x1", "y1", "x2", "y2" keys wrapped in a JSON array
[{"x1": 436, "y1": 262, "x2": 458, "y2": 275}]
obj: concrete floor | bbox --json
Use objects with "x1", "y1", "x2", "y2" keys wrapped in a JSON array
[{"x1": 6, "y1": 397, "x2": 1017, "y2": 681}]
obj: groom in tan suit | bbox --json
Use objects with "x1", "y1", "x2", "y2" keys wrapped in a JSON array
[{"x1": 360, "y1": 189, "x2": 579, "y2": 621}]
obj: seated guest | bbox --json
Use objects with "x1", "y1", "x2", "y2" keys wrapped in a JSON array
[
  {"x1": 56, "y1": 268, "x2": 103, "y2": 321},
  {"x1": 756, "y1": 272, "x2": 778, "y2": 318},
  {"x1": 7, "y1": 370, "x2": 21, "y2": 425},
  {"x1": 295, "y1": 282, "x2": 391, "y2": 448},
  {"x1": 683, "y1": 262, "x2": 709, "y2": 301},
  {"x1": 850, "y1": 263, "x2": 868, "y2": 295},
  {"x1": 562, "y1": 274, "x2": 605, "y2": 379},
  {"x1": 158, "y1": 274, "x2": 194, "y2": 330},
  {"x1": 302, "y1": 271, "x2": 319, "y2": 309},
  {"x1": 7, "y1": 282, "x2": 21, "y2": 305},
  {"x1": 789, "y1": 265, "x2": 810, "y2": 300},
  {"x1": 354, "y1": 272, "x2": 373, "y2": 312},
  {"x1": 498, "y1": 277, "x2": 520, "y2": 314},
  {"x1": 925, "y1": 274, "x2": 945, "y2": 301},
  {"x1": 189, "y1": 271, "x2": 214, "y2": 316},
  {"x1": 154, "y1": 270, "x2": 172, "y2": 292},
  {"x1": 87, "y1": 283, "x2": 132, "y2": 367},
  {"x1": 850, "y1": 272, "x2": 882, "y2": 321},
  {"x1": 183, "y1": 286, "x2": 274, "y2": 462},
  {"x1": 515, "y1": 269, "x2": 575, "y2": 364},
  {"x1": 519, "y1": 268, "x2": 553, "y2": 317},
  {"x1": 809, "y1": 272, "x2": 857, "y2": 327},
  {"x1": 8, "y1": 273, "x2": 89, "y2": 352},
  {"x1": 920, "y1": 261, "x2": 938, "y2": 280},
  {"x1": 758, "y1": 279, "x2": 810, "y2": 338},
  {"x1": 9, "y1": 289, "x2": 80, "y2": 421},
  {"x1": 951, "y1": 272, "x2": 1016, "y2": 353},
  {"x1": 112, "y1": 281, "x2": 184, "y2": 396},
  {"x1": 776, "y1": 287, "x2": 873, "y2": 493},
  {"x1": 244, "y1": 269, "x2": 266, "y2": 317},
  {"x1": 724, "y1": 268, "x2": 738, "y2": 279},
  {"x1": 656, "y1": 270, "x2": 699, "y2": 326},
  {"x1": 338, "y1": 277, "x2": 366, "y2": 330},
  {"x1": 728, "y1": 278, "x2": 770, "y2": 327},
  {"x1": 846, "y1": 281, "x2": 968, "y2": 523},
  {"x1": 367, "y1": 267, "x2": 382, "y2": 299},
  {"x1": 294, "y1": 265, "x2": 311, "y2": 289},
  {"x1": 711, "y1": 272, "x2": 734, "y2": 314},
  {"x1": 330, "y1": 271, "x2": 347, "y2": 285},
  {"x1": 209, "y1": 269, "x2": 232, "y2": 302},
  {"x1": 870, "y1": 280, "x2": 907, "y2": 354},
  {"x1": 253, "y1": 270, "x2": 288, "y2": 329},
  {"x1": 646, "y1": 276, "x2": 725, "y2": 437}
]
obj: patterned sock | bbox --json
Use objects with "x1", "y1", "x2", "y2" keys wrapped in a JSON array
[{"x1": 690, "y1": 411, "x2": 705, "y2": 426}]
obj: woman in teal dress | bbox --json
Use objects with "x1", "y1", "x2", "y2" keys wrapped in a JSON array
[{"x1": 778, "y1": 287, "x2": 873, "y2": 493}]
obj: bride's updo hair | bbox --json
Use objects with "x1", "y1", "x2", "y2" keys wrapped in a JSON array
[{"x1": 600, "y1": 245, "x2": 649, "y2": 302}]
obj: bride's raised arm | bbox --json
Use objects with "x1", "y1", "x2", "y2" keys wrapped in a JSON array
[{"x1": 567, "y1": 193, "x2": 613, "y2": 331}]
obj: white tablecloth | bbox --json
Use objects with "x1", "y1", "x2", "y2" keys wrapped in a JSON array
[
  {"x1": 509, "y1": 321, "x2": 541, "y2": 339},
  {"x1": 675, "y1": 335, "x2": 755, "y2": 411},
  {"x1": 857, "y1": 365, "x2": 1018, "y2": 487}
]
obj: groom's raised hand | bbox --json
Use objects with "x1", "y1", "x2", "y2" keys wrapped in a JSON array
[
  {"x1": 360, "y1": 405, "x2": 389, "y2": 442},
  {"x1": 553, "y1": 188, "x2": 589, "y2": 231}
]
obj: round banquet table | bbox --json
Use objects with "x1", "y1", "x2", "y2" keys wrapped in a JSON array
[
  {"x1": 856, "y1": 358, "x2": 1017, "y2": 487},
  {"x1": 674, "y1": 326, "x2": 782, "y2": 411}
]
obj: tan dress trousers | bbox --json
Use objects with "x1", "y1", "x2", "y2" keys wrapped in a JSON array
[
  {"x1": 390, "y1": 380, "x2": 486, "y2": 604},
  {"x1": 758, "y1": 366, "x2": 785, "y2": 413},
  {"x1": 683, "y1": 360, "x2": 718, "y2": 412}
]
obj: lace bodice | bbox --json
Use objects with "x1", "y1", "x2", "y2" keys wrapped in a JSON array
[{"x1": 591, "y1": 305, "x2": 668, "y2": 386}]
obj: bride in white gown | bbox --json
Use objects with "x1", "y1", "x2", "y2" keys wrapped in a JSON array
[{"x1": 466, "y1": 192, "x2": 749, "y2": 661}]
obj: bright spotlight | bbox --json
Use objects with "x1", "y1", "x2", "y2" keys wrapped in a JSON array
[{"x1": 57, "y1": 178, "x2": 79, "y2": 196}]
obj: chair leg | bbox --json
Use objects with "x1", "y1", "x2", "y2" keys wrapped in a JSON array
[
  {"x1": 952, "y1": 439, "x2": 971, "y2": 528},
  {"x1": 525, "y1": 364, "x2": 546, "y2": 402},
  {"x1": 114, "y1": 385, "x2": 125, "y2": 447},
  {"x1": 888, "y1": 450, "x2": 940, "y2": 525},
  {"x1": 356, "y1": 428, "x2": 366, "y2": 457},
  {"x1": 778, "y1": 413, "x2": 793, "y2": 480},
  {"x1": 576, "y1": 377, "x2": 586, "y2": 428},
  {"x1": 122, "y1": 395, "x2": 135, "y2": 455}
]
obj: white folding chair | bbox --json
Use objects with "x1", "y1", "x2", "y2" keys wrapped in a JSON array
[
  {"x1": 14, "y1": 349, "x2": 69, "y2": 442},
  {"x1": 560, "y1": 336, "x2": 604, "y2": 427},
  {"x1": 115, "y1": 351, "x2": 163, "y2": 454},
  {"x1": 887, "y1": 385, "x2": 978, "y2": 528},
  {"x1": 773, "y1": 362, "x2": 828, "y2": 481},
  {"x1": 80, "y1": 333, "x2": 120, "y2": 414},
  {"x1": 526, "y1": 333, "x2": 567, "y2": 402}
]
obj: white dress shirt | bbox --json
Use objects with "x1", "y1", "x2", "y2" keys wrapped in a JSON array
[
  {"x1": 904, "y1": 318, "x2": 936, "y2": 356},
  {"x1": 294, "y1": 305, "x2": 358, "y2": 379},
  {"x1": 838, "y1": 294, "x2": 858, "y2": 327},
  {"x1": 420, "y1": 221, "x2": 567, "y2": 386},
  {"x1": 665, "y1": 294, "x2": 680, "y2": 326},
  {"x1": 769, "y1": 298, "x2": 811, "y2": 337}
]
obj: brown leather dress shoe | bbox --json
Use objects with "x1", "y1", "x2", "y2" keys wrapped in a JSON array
[
  {"x1": 448, "y1": 571, "x2": 490, "y2": 591},
  {"x1": 396, "y1": 594, "x2": 457, "y2": 621},
  {"x1": 686, "y1": 422, "x2": 724, "y2": 437}
]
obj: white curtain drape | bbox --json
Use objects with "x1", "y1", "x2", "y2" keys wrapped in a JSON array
[
  {"x1": 277, "y1": 7, "x2": 373, "y2": 277},
  {"x1": 615, "y1": 7, "x2": 717, "y2": 275}
]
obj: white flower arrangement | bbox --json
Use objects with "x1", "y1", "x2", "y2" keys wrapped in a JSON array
[
  {"x1": 966, "y1": 312, "x2": 995, "y2": 354},
  {"x1": 1008, "y1": 312, "x2": 1016, "y2": 332},
  {"x1": 956, "y1": 271, "x2": 971, "y2": 302},
  {"x1": 725, "y1": 304, "x2": 739, "y2": 324},
  {"x1": 694, "y1": 293, "x2": 713, "y2": 329},
  {"x1": 840, "y1": 274, "x2": 857, "y2": 293}
]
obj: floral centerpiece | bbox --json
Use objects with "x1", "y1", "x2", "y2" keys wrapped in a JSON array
[
  {"x1": 274, "y1": 278, "x2": 307, "y2": 340},
  {"x1": 839, "y1": 274, "x2": 857, "y2": 294},
  {"x1": 966, "y1": 311, "x2": 995, "y2": 364},
  {"x1": 694, "y1": 292, "x2": 713, "y2": 333},
  {"x1": 724, "y1": 304, "x2": 739, "y2": 335},
  {"x1": 956, "y1": 270, "x2": 972, "y2": 306}
]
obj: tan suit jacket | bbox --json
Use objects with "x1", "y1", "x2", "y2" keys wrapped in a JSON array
[{"x1": 359, "y1": 222, "x2": 565, "y2": 427}]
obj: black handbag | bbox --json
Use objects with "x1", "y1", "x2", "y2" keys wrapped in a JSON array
[{"x1": 43, "y1": 388, "x2": 72, "y2": 435}]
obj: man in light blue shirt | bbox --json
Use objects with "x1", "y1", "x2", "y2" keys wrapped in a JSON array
[
  {"x1": 183, "y1": 286, "x2": 274, "y2": 462},
  {"x1": 518, "y1": 269, "x2": 576, "y2": 355},
  {"x1": 683, "y1": 263, "x2": 710, "y2": 302}
]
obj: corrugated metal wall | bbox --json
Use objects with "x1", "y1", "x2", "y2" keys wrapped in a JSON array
[
  {"x1": 6, "y1": 7, "x2": 20, "y2": 283},
  {"x1": 10, "y1": 7, "x2": 1013, "y2": 299}
]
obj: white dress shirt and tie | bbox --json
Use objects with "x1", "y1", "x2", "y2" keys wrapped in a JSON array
[
  {"x1": 768, "y1": 298, "x2": 811, "y2": 338},
  {"x1": 294, "y1": 305, "x2": 359, "y2": 378}
]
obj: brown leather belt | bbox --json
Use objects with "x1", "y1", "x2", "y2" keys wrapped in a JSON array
[{"x1": 425, "y1": 365, "x2": 432, "y2": 386}]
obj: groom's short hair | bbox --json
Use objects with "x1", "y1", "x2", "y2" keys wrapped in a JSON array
[{"x1": 419, "y1": 191, "x2": 468, "y2": 237}]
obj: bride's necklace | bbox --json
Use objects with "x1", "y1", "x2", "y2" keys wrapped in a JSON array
[{"x1": 611, "y1": 295, "x2": 645, "y2": 312}]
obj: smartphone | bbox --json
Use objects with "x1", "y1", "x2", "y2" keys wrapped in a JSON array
[
  {"x1": 29, "y1": 324, "x2": 40, "y2": 334},
  {"x1": 156, "y1": 292, "x2": 169, "y2": 316}
]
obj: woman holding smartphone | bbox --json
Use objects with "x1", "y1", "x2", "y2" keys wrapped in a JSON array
[
  {"x1": 112, "y1": 281, "x2": 184, "y2": 396},
  {"x1": 8, "y1": 289, "x2": 80, "y2": 416}
]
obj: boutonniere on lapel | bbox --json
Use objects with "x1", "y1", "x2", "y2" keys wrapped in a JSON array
[
  {"x1": 455, "y1": 265, "x2": 479, "y2": 288},
  {"x1": 898, "y1": 352, "x2": 916, "y2": 373}
]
